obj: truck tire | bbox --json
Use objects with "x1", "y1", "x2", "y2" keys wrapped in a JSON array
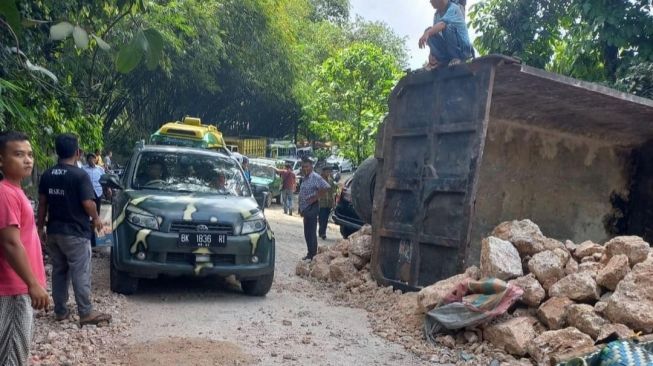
[
  {"x1": 351, "y1": 157, "x2": 377, "y2": 224},
  {"x1": 241, "y1": 273, "x2": 274, "y2": 296},
  {"x1": 110, "y1": 259, "x2": 139, "y2": 295}
]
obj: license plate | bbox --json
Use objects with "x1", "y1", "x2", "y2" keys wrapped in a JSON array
[{"x1": 178, "y1": 233, "x2": 227, "y2": 247}]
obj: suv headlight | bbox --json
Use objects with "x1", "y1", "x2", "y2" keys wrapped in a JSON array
[
  {"x1": 126, "y1": 206, "x2": 159, "y2": 230},
  {"x1": 241, "y1": 214, "x2": 266, "y2": 235}
]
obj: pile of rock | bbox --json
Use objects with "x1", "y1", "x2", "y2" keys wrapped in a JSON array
[
  {"x1": 297, "y1": 220, "x2": 653, "y2": 365},
  {"x1": 418, "y1": 219, "x2": 653, "y2": 364}
]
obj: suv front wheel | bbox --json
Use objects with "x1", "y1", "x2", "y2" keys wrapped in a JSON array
[
  {"x1": 110, "y1": 258, "x2": 139, "y2": 295},
  {"x1": 241, "y1": 273, "x2": 274, "y2": 296}
]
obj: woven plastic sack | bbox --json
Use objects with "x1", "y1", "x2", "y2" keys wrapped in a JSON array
[{"x1": 563, "y1": 340, "x2": 653, "y2": 366}]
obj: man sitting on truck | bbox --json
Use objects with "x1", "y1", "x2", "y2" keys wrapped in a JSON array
[{"x1": 418, "y1": 0, "x2": 472, "y2": 69}]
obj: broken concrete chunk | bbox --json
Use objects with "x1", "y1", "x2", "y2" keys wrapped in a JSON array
[
  {"x1": 527, "y1": 328, "x2": 594, "y2": 366},
  {"x1": 491, "y1": 219, "x2": 546, "y2": 257},
  {"x1": 360, "y1": 224, "x2": 372, "y2": 236},
  {"x1": 537, "y1": 297, "x2": 574, "y2": 330},
  {"x1": 604, "y1": 257, "x2": 653, "y2": 332},
  {"x1": 333, "y1": 239, "x2": 351, "y2": 255},
  {"x1": 416, "y1": 266, "x2": 480, "y2": 313},
  {"x1": 596, "y1": 254, "x2": 630, "y2": 291},
  {"x1": 596, "y1": 323, "x2": 635, "y2": 343},
  {"x1": 565, "y1": 304, "x2": 609, "y2": 339},
  {"x1": 549, "y1": 272, "x2": 601, "y2": 302},
  {"x1": 574, "y1": 241, "x2": 604, "y2": 259},
  {"x1": 509, "y1": 274, "x2": 545, "y2": 307},
  {"x1": 528, "y1": 250, "x2": 567, "y2": 290},
  {"x1": 484, "y1": 316, "x2": 538, "y2": 357},
  {"x1": 604, "y1": 236, "x2": 650, "y2": 267},
  {"x1": 348, "y1": 254, "x2": 366, "y2": 270},
  {"x1": 295, "y1": 261, "x2": 311, "y2": 277},
  {"x1": 480, "y1": 236, "x2": 523, "y2": 280}
]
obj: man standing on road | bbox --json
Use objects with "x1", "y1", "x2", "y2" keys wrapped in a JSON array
[
  {"x1": 318, "y1": 165, "x2": 338, "y2": 240},
  {"x1": 82, "y1": 153, "x2": 105, "y2": 247},
  {"x1": 37, "y1": 134, "x2": 111, "y2": 327},
  {"x1": 0, "y1": 132, "x2": 49, "y2": 366},
  {"x1": 275, "y1": 163, "x2": 296, "y2": 216},
  {"x1": 298, "y1": 157, "x2": 330, "y2": 260}
]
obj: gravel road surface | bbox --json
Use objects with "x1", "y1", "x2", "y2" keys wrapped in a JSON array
[{"x1": 118, "y1": 205, "x2": 427, "y2": 365}]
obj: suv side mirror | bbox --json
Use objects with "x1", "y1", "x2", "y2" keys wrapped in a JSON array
[{"x1": 100, "y1": 174, "x2": 123, "y2": 190}]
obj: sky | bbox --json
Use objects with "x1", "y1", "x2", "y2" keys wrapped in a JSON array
[{"x1": 350, "y1": 0, "x2": 479, "y2": 69}]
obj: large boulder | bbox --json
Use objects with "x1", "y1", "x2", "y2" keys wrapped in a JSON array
[
  {"x1": 480, "y1": 236, "x2": 523, "y2": 280},
  {"x1": 349, "y1": 234, "x2": 372, "y2": 262},
  {"x1": 328, "y1": 257, "x2": 357, "y2": 283},
  {"x1": 484, "y1": 316, "x2": 539, "y2": 356},
  {"x1": 596, "y1": 254, "x2": 630, "y2": 291},
  {"x1": 509, "y1": 274, "x2": 546, "y2": 307},
  {"x1": 537, "y1": 297, "x2": 574, "y2": 330},
  {"x1": 527, "y1": 328, "x2": 594, "y2": 365},
  {"x1": 604, "y1": 236, "x2": 650, "y2": 267},
  {"x1": 491, "y1": 219, "x2": 545, "y2": 257},
  {"x1": 528, "y1": 249, "x2": 568, "y2": 290},
  {"x1": 574, "y1": 241, "x2": 605, "y2": 259},
  {"x1": 417, "y1": 266, "x2": 480, "y2": 313},
  {"x1": 604, "y1": 257, "x2": 653, "y2": 332},
  {"x1": 549, "y1": 272, "x2": 601, "y2": 302},
  {"x1": 565, "y1": 304, "x2": 609, "y2": 339}
]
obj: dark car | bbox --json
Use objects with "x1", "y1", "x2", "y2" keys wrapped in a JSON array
[
  {"x1": 332, "y1": 177, "x2": 364, "y2": 239},
  {"x1": 101, "y1": 145, "x2": 275, "y2": 296}
]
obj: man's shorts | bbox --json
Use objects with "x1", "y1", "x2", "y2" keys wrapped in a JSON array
[{"x1": 0, "y1": 294, "x2": 33, "y2": 366}]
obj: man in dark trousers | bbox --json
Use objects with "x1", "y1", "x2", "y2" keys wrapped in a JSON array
[
  {"x1": 37, "y1": 134, "x2": 111, "y2": 327},
  {"x1": 298, "y1": 157, "x2": 330, "y2": 260},
  {"x1": 318, "y1": 165, "x2": 338, "y2": 240}
]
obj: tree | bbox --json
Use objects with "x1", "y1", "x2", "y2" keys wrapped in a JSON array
[
  {"x1": 306, "y1": 42, "x2": 402, "y2": 165},
  {"x1": 470, "y1": 0, "x2": 653, "y2": 90}
]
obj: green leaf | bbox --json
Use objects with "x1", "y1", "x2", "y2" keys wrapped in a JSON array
[
  {"x1": 135, "y1": 29, "x2": 149, "y2": 52},
  {"x1": 91, "y1": 34, "x2": 111, "y2": 51},
  {"x1": 50, "y1": 21, "x2": 74, "y2": 41},
  {"x1": 0, "y1": 0, "x2": 22, "y2": 35},
  {"x1": 115, "y1": 39, "x2": 143, "y2": 74},
  {"x1": 143, "y1": 28, "x2": 164, "y2": 70},
  {"x1": 73, "y1": 26, "x2": 89, "y2": 49}
]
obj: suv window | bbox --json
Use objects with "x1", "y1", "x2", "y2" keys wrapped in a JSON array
[
  {"x1": 250, "y1": 163, "x2": 276, "y2": 180},
  {"x1": 132, "y1": 151, "x2": 250, "y2": 196}
]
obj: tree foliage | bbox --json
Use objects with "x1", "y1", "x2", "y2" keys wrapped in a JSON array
[
  {"x1": 306, "y1": 43, "x2": 402, "y2": 165},
  {"x1": 470, "y1": 0, "x2": 653, "y2": 93},
  {"x1": 1, "y1": 0, "x2": 409, "y2": 165}
]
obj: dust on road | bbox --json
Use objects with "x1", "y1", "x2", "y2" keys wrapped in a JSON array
[{"x1": 118, "y1": 206, "x2": 427, "y2": 365}]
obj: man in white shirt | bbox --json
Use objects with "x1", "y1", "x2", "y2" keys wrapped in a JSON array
[{"x1": 82, "y1": 153, "x2": 105, "y2": 247}]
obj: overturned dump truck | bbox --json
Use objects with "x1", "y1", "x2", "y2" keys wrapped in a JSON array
[{"x1": 353, "y1": 55, "x2": 653, "y2": 291}]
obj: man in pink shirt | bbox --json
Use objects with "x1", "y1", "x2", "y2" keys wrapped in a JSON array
[{"x1": 0, "y1": 131, "x2": 49, "y2": 366}]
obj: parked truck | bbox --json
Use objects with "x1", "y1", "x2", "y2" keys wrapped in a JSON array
[
  {"x1": 224, "y1": 136, "x2": 267, "y2": 157},
  {"x1": 351, "y1": 55, "x2": 653, "y2": 291}
]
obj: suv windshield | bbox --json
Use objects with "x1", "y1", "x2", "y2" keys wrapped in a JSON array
[
  {"x1": 250, "y1": 163, "x2": 276, "y2": 180},
  {"x1": 132, "y1": 151, "x2": 250, "y2": 196}
]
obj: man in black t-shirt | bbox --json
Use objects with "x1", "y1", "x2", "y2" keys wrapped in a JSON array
[{"x1": 37, "y1": 134, "x2": 111, "y2": 326}]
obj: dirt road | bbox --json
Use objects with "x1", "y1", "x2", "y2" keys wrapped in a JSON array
[{"x1": 118, "y1": 206, "x2": 427, "y2": 365}]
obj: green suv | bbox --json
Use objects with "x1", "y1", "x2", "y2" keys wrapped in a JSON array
[
  {"x1": 101, "y1": 145, "x2": 275, "y2": 296},
  {"x1": 249, "y1": 158, "x2": 283, "y2": 207}
]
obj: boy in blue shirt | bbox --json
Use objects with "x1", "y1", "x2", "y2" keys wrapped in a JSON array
[{"x1": 419, "y1": 0, "x2": 473, "y2": 69}]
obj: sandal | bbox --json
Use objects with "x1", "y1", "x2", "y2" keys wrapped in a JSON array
[
  {"x1": 55, "y1": 310, "x2": 70, "y2": 322},
  {"x1": 79, "y1": 311, "x2": 112, "y2": 327}
]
